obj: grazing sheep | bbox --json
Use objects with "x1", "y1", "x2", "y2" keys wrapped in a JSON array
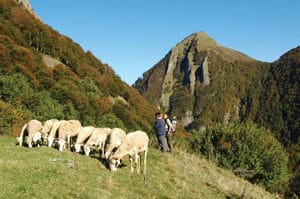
[
  {"x1": 40, "y1": 119, "x2": 59, "y2": 145},
  {"x1": 74, "y1": 126, "x2": 95, "y2": 153},
  {"x1": 109, "y1": 131, "x2": 149, "y2": 174},
  {"x1": 47, "y1": 120, "x2": 64, "y2": 147},
  {"x1": 83, "y1": 127, "x2": 112, "y2": 157},
  {"x1": 57, "y1": 120, "x2": 82, "y2": 151},
  {"x1": 17, "y1": 119, "x2": 43, "y2": 148},
  {"x1": 104, "y1": 128, "x2": 126, "y2": 161}
]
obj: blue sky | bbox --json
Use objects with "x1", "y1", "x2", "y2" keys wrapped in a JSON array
[{"x1": 30, "y1": 0, "x2": 300, "y2": 85}]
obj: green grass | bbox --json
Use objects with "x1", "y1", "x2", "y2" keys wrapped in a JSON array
[{"x1": 0, "y1": 136, "x2": 277, "y2": 199}]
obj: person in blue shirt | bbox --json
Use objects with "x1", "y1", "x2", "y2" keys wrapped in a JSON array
[
  {"x1": 163, "y1": 113, "x2": 173, "y2": 153},
  {"x1": 154, "y1": 112, "x2": 166, "y2": 153}
]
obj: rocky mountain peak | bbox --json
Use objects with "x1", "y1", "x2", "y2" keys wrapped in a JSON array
[
  {"x1": 183, "y1": 31, "x2": 218, "y2": 48},
  {"x1": 15, "y1": 0, "x2": 42, "y2": 21},
  {"x1": 174, "y1": 31, "x2": 254, "y2": 62}
]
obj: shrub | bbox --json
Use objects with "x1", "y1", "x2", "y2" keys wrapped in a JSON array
[
  {"x1": 25, "y1": 90, "x2": 65, "y2": 121},
  {"x1": 80, "y1": 77, "x2": 103, "y2": 98},
  {"x1": 0, "y1": 73, "x2": 34, "y2": 104},
  {"x1": 0, "y1": 100, "x2": 32, "y2": 136},
  {"x1": 97, "y1": 114, "x2": 126, "y2": 130},
  {"x1": 191, "y1": 122, "x2": 289, "y2": 193}
]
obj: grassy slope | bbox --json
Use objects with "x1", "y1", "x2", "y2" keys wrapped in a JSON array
[{"x1": 0, "y1": 136, "x2": 276, "y2": 199}]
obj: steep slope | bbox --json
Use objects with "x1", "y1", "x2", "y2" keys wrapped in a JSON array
[
  {"x1": 257, "y1": 46, "x2": 300, "y2": 144},
  {"x1": 257, "y1": 46, "x2": 300, "y2": 197},
  {"x1": 0, "y1": 0, "x2": 156, "y2": 136},
  {"x1": 134, "y1": 31, "x2": 267, "y2": 128}
]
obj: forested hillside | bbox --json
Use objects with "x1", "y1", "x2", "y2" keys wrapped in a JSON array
[{"x1": 0, "y1": 0, "x2": 156, "y2": 137}]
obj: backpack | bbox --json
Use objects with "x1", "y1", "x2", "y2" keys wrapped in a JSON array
[{"x1": 170, "y1": 119, "x2": 176, "y2": 133}]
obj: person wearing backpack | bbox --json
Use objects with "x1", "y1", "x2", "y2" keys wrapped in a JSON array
[
  {"x1": 154, "y1": 112, "x2": 167, "y2": 154},
  {"x1": 163, "y1": 113, "x2": 174, "y2": 153}
]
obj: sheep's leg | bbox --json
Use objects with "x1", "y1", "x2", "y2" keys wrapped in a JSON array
[
  {"x1": 18, "y1": 124, "x2": 27, "y2": 146},
  {"x1": 144, "y1": 149, "x2": 147, "y2": 175},
  {"x1": 130, "y1": 156, "x2": 133, "y2": 173},
  {"x1": 101, "y1": 143, "x2": 105, "y2": 159},
  {"x1": 48, "y1": 136, "x2": 54, "y2": 147},
  {"x1": 137, "y1": 154, "x2": 141, "y2": 174},
  {"x1": 67, "y1": 134, "x2": 71, "y2": 150},
  {"x1": 58, "y1": 139, "x2": 66, "y2": 151},
  {"x1": 27, "y1": 136, "x2": 33, "y2": 148}
]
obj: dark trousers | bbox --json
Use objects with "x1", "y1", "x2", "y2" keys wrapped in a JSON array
[
  {"x1": 166, "y1": 134, "x2": 172, "y2": 152},
  {"x1": 157, "y1": 135, "x2": 166, "y2": 153}
]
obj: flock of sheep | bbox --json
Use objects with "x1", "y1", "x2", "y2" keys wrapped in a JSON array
[{"x1": 16, "y1": 119, "x2": 149, "y2": 174}]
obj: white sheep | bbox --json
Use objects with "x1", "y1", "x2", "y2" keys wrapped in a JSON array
[
  {"x1": 74, "y1": 126, "x2": 95, "y2": 153},
  {"x1": 47, "y1": 120, "x2": 64, "y2": 148},
  {"x1": 109, "y1": 131, "x2": 149, "y2": 174},
  {"x1": 40, "y1": 118, "x2": 59, "y2": 145},
  {"x1": 57, "y1": 120, "x2": 82, "y2": 151},
  {"x1": 83, "y1": 127, "x2": 112, "y2": 157},
  {"x1": 104, "y1": 128, "x2": 126, "y2": 162},
  {"x1": 17, "y1": 119, "x2": 43, "y2": 148}
]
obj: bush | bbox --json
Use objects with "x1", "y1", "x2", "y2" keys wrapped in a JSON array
[
  {"x1": 97, "y1": 114, "x2": 126, "y2": 130},
  {"x1": 0, "y1": 73, "x2": 34, "y2": 104},
  {"x1": 25, "y1": 90, "x2": 65, "y2": 121},
  {"x1": 0, "y1": 100, "x2": 32, "y2": 136},
  {"x1": 191, "y1": 122, "x2": 289, "y2": 193}
]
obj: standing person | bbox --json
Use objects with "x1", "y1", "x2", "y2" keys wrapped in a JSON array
[
  {"x1": 164, "y1": 113, "x2": 173, "y2": 153},
  {"x1": 154, "y1": 112, "x2": 166, "y2": 154}
]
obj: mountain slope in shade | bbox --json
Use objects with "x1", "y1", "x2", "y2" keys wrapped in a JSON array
[{"x1": 257, "y1": 46, "x2": 300, "y2": 143}]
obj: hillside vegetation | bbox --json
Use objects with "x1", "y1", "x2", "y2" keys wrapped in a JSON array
[
  {"x1": 0, "y1": 136, "x2": 277, "y2": 199},
  {"x1": 0, "y1": 0, "x2": 155, "y2": 137}
]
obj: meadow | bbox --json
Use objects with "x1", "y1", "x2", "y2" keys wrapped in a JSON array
[{"x1": 0, "y1": 136, "x2": 276, "y2": 199}]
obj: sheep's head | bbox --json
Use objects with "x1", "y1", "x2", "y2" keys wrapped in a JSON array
[
  {"x1": 41, "y1": 131, "x2": 48, "y2": 141},
  {"x1": 16, "y1": 137, "x2": 22, "y2": 145},
  {"x1": 32, "y1": 132, "x2": 42, "y2": 143},
  {"x1": 74, "y1": 144, "x2": 81, "y2": 153},
  {"x1": 109, "y1": 156, "x2": 122, "y2": 172}
]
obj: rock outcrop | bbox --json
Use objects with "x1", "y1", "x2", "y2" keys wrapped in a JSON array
[{"x1": 15, "y1": 0, "x2": 42, "y2": 21}]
